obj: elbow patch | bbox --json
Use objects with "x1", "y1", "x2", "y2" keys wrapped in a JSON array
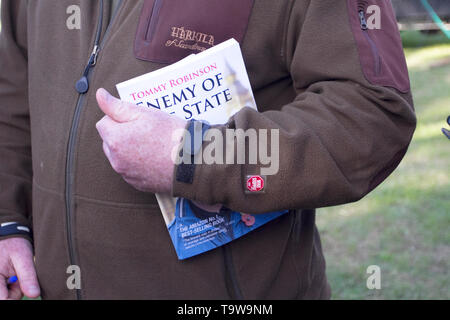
[{"x1": 347, "y1": 0, "x2": 410, "y2": 93}]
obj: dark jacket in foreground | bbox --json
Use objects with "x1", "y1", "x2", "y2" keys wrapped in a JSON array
[{"x1": 0, "y1": 0, "x2": 416, "y2": 299}]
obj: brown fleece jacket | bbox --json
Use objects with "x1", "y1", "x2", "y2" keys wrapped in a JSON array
[{"x1": 0, "y1": 0, "x2": 415, "y2": 299}]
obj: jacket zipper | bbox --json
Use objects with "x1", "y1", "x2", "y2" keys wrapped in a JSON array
[
  {"x1": 359, "y1": 9, "x2": 381, "y2": 76},
  {"x1": 65, "y1": 0, "x2": 123, "y2": 300},
  {"x1": 145, "y1": 0, "x2": 163, "y2": 41},
  {"x1": 223, "y1": 245, "x2": 244, "y2": 300}
]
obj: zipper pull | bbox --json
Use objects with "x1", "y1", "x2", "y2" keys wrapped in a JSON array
[
  {"x1": 90, "y1": 45, "x2": 100, "y2": 67},
  {"x1": 359, "y1": 10, "x2": 368, "y2": 30},
  {"x1": 75, "y1": 45, "x2": 101, "y2": 94}
]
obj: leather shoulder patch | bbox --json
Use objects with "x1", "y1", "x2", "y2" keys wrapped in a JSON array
[
  {"x1": 134, "y1": 0, "x2": 254, "y2": 64},
  {"x1": 347, "y1": 0, "x2": 410, "y2": 93}
]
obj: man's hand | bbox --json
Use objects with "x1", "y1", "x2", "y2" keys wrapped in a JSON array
[
  {"x1": 96, "y1": 88, "x2": 187, "y2": 194},
  {"x1": 0, "y1": 238, "x2": 40, "y2": 300}
]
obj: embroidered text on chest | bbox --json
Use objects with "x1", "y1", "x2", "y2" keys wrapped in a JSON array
[{"x1": 166, "y1": 27, "x2": 215, "y2": 52}]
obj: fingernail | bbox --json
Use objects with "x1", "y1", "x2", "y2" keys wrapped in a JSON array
[{"x1": 28, "y1": 285, "x2": 40, "y2": 296}]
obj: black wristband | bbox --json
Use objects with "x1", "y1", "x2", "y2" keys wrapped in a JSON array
[
  {"x1": 0, "y1": 222, "x2": 32, "y2": 239},
  {"x1": 176, "y1": 120, "x2": 211, "y2": 184},
  {"x1": 185, "y1": 120, "x2": 211, "y2": 156}
]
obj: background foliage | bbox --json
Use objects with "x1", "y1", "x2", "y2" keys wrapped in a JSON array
[{"x1": 317, "y1": 30, "x2": 449, "y2": 299}]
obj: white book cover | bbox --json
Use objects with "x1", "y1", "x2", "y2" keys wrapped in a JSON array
[
  {"x1": 116, "y1": 39, "x2": 287, "y2": 260},
  {"x1": 117, "y1": 39, "x2": 256, "y2": 125}
]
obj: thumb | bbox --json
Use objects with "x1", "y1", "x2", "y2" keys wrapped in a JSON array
[{"x1": 96, "y1": 88, "x2": 141, "y2": 123}]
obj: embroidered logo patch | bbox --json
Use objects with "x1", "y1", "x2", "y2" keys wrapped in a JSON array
[
  {"x1": 166, "y1": 26, "x2": 215, "y2": 53},
  {"x1": 246, "y1": 175, "x2": 265, "y2": 193}
]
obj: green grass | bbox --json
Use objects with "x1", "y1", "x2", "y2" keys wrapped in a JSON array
[
  {"x1": 317, "y1": 32, "x2": 450, "y2": 300},
  {"x1": 401, "y1": 30, "x2": 450, "y2": 48}
]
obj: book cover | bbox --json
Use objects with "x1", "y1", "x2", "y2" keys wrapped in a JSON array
[{"x1": 116, "y1": 39, "x2": 287, "y2": 260}]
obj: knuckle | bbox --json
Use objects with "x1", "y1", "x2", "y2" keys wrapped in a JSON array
[
  {"x1": 109, "y1": 157, "x2": 124, "y2": 174},
  {"x1": 108, "y1": 137, "x2": 119, "y2": 152},
  {"x1": 113, "y1": 108, "x2": 123, "y2": 120},
  {"x1": 96, "y1": 118, "x2": 109, "y2": 139},
  {"x1": 19, "y1": 275, "x2": 35, "y2": 285},
  {"x1": 96, "y1": 116, "x2": 107, "y2": 129}
]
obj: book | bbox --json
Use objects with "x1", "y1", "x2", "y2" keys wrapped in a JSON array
[{"x1": 116, "y1": 39, "x2": 287, "y2": 260}]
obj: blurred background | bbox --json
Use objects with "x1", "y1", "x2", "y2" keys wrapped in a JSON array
[
  {"x1": 317, "y1": 0, "x2": 450, "y2": 300},
  {"x1": 0, "y1": 0, "x2": 448, "y2": 300}
]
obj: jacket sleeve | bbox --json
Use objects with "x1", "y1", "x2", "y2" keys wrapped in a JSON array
[
  {"x1": 172, "y1": 0, "x2": 416, "y2": 213},
  {"x1": 0, "y1": 0, "x2": 33, "y2": 240}
]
